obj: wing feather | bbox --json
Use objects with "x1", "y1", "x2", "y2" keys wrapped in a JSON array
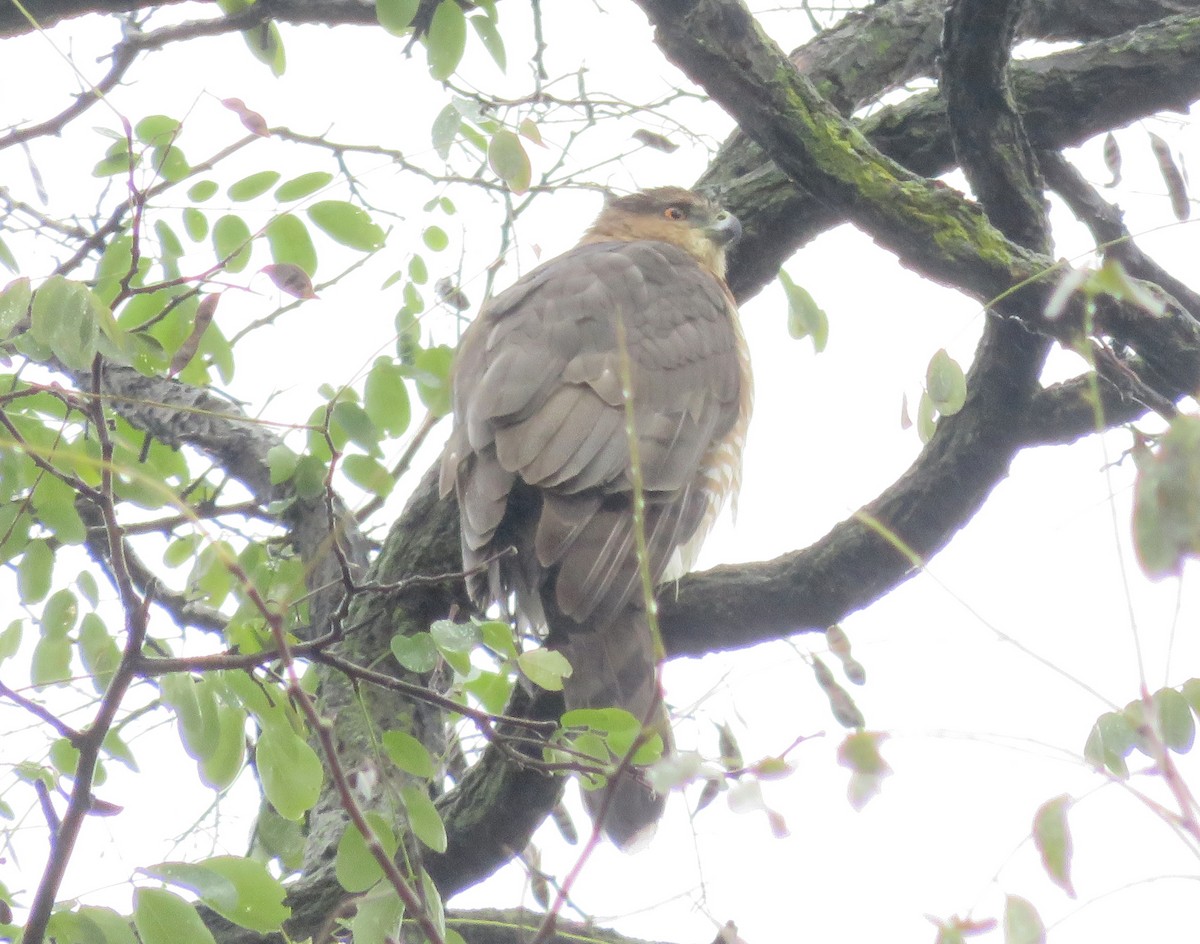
[{"x1": 440, "y1": 238, "x2": 742, "y2": 630}]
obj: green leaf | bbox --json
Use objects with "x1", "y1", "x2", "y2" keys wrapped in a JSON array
[
  {"x1": 401, "y1": 783, "x2": 447, "y2": 852},
  {"x1": 414, "y1": 344, "x2": 454, "y2": 416},
  {"x1": 242, "y1": 21, "x2": 286, "y2": 76},
  {"x1": 1087, "y1": 258, "x2": 1166, "y2": 317},
  {"x1": 183, "y1": 208, "x2": 209, "y2": 242},
  {"x1": 330, "y1": 400, "x2": 380, "y2": 454},
  {"x1": 188, "y1": 180, "x2": 219, "y2": 202},
  {"x1": 390, "y1": 632, "x2": 439, "y2": 673},
  {"x1": 779, "y1": 269, "x2": 828, "y2": 353},
  {"x1": 163, "y1": 534, "x2": 202, "y2": 568},
  {"x1": 402, "y1": 280, "x2": 424, "y2": 314},
  {"x1": 156, "y1": 220, "x2": 185, "y2": 266},
  {"x1": 518, "y1": 648, "x2": 572, "y2": 691},
  {"x1": 422, "y1": 225, "x2": 449, "y2": 252},
  {"x1": 77, "y1": 906, "x2": 139, "y2": 944},
  {"x1": 562, "y1": 707, "x2": 641, "y2": 734},
  {"x1": 1083, "y1": 711, "x2": 1135, "y2": 778},
  {"x1": 291, "y1": 454, "x2": 328, "y2": 498},
  {"x1": 926, "y1": 348, "x2": 967, "y2": 416},
  {"x1": 0, "y1": 276, "x2": 31, "y2": 339},
  {"x1": 33, "y1": 474, "x2": 86, "y2": 544},
  {"x1": 93, "y1": 140, "x2": 133, "y2": 177},
  {"x1": 213, "y1": 215, "x2": 254, "y2": 273},
  {"x1": 15, "y1": 761, "x2": 56, "y2": 791},
  {"x1": 133, "y1": 888, "x2": 218, "y2": 944},
  {"x1": 487, "y1": 130, "x2": 531, "y2": 194},
  {"x1": 364, "y1": 359, "x2": 411, "y2": 437},
  {"x1": 31, "y1": 275, "x2": 100, "y2": 370},
  {"x1": 265, "y1": 214, "x2": 318, "y2": 277},
  {"x1": 342, "y1": 454, "x2": 394, "y2": 498},
  {"x1": 200, "y1": 702, "x2": 247, "y2": 790},
  {"x1": 0, "y1": 233, "x2": 18, "y2": 273},
  {"x1": 464, "y1": 670, "x2": 513, "y2": 714},
  {"x1": 18, "y1": 539, "x2": 54, "y2": 604},
  {"x1": 376, "y1": 0, "x2": 419, "y2": 35},
  {"x1": 1132, "y1": 415, "x2": 1200, "y2": 578},
  {"x1": 349, "y1": 888, "x2": 406, "y2": 944},
  {"x1": 1003, "y1": 895, "x2": 1045, "y2": 944},
  {"x1": 257, "y1": 726, "x2": 322, "y2": 820},
  {"x1": 273, "y1": 171, "x2": 333, "y2": 202},
  {"x1": 102, "y1": 729, "x2": 138, "y2": 770},
  {"x1": 335, "y1": 812, "x2": 398, "y2": 892},
  {"x1": 0, "y1": 620, "x2": 22, "y2": 665},
  {"x1": 431, "y1": 104, "x2": 460, "y2": 160},
  {"x1": 382, "y1": 730, "x2": 436, "y2": 779},
  {"x1": 306, "y1": 201, "x2": 385, "y2": 252},
  {"x1": 470, "y1": 14, "x2": 506, "y2": 71},
  {"x1": 31, "y1": 635, "x2": 72, "y2": 687},
  {"x1": 135, "y1": 115, "x2": 181, "y2": 147},
  {"x1": 836, "y1": 731, "x2": 891, "y2": 810},
  {"x1": 79, "y1": 612, "x2": 120, "y2": 693},
  {"x1": 1032, "y1": 795, "x2": 1075, "y2": 897},
  {"x1": 41, "y1": 588, "x2": 78, "y2": 637},
  {"x1": 478, "y1": 619, "x2": 517, "y2": 659},
  {"x1": 151, "y1": 145, "x2": 190, "y2": 183},
  {"x1": 228, "y1": 171, "x2": 281, "y2": 202},
  {"x1": 916, "y1": 390, "x2": 937, "y2": 443},
  {"x1": 161, "y1": 673, "x2": 219, "y2": 760},
  {"x1": 142, "y1": 863, "x2": 233, "y2": 917},
  {"x1": 519, "y1": 117, "x2": 542, "y2": 146},
  {"x1": 1182, "y1": 678, "x2": 1200, "y2": 716},
  {"x1": 430, "y1": 618, "x2": 480, "y2": 653},
  {"x1": 145, "y1": 857, "x2": 289, "y2": 933},
  {"x1": 426, "y1": 0, "x2": 467, "y2": 80},
  {"x1": 222, "y1": 670, "x2": 289, "y2": 731},
  {"x1": 1154, "y1": 687, "x2": 1195, "y2": 752},
  {"x1": 94, "y1": 234, "x2": 134, "y2": 301},
  {"x1": 253, "y1": 802, "x2": 306, "y2": 872},
  {"x1": 266, "y1": 443, "x2": 300, "y2": 485}
]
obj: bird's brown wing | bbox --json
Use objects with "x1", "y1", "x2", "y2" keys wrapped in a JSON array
[{"x1": 440, "y1": 238, "x2": 742, "y2": 633}]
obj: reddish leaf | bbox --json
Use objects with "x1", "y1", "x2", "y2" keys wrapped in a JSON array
[
  {"x1": 632, "y1": 128, "x2": 679, "y2": 152},
  {"x1": 169, "y1": 294, "x2": 219, "y2": 377},
  {"x1": 1032, "y1": 794, "x2": 1076, "y2": 897},
  {"x1": 261, "y1": 263, "x2": 317, "y2": 299},
  {"x1": 1102, "y1": 132, "x2": 1121, "y2": 187},
  {"x1": 222, "y1": 98, "x2": 270, "y2": 137},
  {"x1": 1149, "y1": 132, "x2": 1190, "y2": 221}
]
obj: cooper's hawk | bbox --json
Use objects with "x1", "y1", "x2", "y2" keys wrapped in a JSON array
[{"x1": 439, "y1": 187, "x2": 751, "y2": 847}]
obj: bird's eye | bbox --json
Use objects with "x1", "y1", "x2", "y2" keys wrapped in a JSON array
[{"x1": 664, "y1": 206, "x2": 686, "y2": 221}]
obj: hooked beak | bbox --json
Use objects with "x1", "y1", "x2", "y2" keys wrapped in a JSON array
[{"x1": 706, "y1": 209, "x2": 743, "y2": 246}]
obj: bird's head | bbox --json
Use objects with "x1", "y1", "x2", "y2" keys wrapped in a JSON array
[{"x1": 581, "y1": 186, "x2": 742, "y2": 280}]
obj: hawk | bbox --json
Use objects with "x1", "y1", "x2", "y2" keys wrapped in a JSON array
[{"x1": 439, "y1": 187, "x2": 751, "y2": 848}]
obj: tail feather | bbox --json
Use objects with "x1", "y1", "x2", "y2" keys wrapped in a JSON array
[{"x1": 558, "y1": 608, "x2": 671, "y2": 850}]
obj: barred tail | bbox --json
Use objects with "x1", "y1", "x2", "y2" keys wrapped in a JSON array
[{"x1": 558, "y1": 608, "x2": 672, "y2": 850}]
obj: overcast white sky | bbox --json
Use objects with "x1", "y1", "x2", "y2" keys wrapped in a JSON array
[{"x1": 3, "y1": 2, "x2": 1200, "y2": 942}]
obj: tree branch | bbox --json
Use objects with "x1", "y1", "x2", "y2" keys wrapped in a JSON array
[{"x1": 709, "y1": 12, "x2": 1200, "y2": 300}]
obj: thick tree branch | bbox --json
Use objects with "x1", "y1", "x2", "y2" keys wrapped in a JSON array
[
  {"x1": 943, "y1": 0, "x2": 1050, "y2": 254},
  {"x1": 711, "y1": 13, "x2": 1200, "y2": 300}
]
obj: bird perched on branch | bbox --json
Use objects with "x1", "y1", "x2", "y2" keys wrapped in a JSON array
[{"x1": 440, "y1": 186, "x2": 751, "y2": 848}]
